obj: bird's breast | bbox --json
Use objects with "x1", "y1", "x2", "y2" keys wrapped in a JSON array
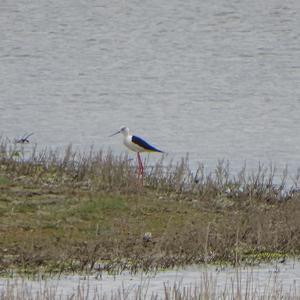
[{"x1": 123, "y1": 135, "x2": 144, "y2": 152}]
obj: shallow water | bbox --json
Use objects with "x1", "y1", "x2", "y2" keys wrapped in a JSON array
[
  {"x1": 1, "y1": 0, "x2": 300, "y2": 173},
  {"x1": 1, "y1": 260, "x2": 300, "y2": 299}
]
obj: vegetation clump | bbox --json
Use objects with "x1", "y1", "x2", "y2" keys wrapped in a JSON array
[{"x1": 0, "y1": 141, "x2": 300, "y2": 274}]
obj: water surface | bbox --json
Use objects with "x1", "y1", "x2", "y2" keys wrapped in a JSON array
[
  {"x1": 1, "y1": 0, "x2": 300, "y2": 173},
  {"x1": 1, "y1": 260, "x2": 300, "y2": 299}
]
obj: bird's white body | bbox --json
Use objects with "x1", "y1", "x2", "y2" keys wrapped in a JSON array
[
  {"x1": 111, "y1": 126, "x2": 162, "y2": 153},
  {"x1": 123, "y1": 135, "x2": 145, "y2": 152}
]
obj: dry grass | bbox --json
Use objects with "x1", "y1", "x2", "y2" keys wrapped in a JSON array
[{"x1": 0, "y1": 140, "x2": 300, "y2": 274}]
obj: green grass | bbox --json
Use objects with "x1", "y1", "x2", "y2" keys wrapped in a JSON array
[
  {"x1": 76, "y1": 196, "x2": 127, "y2": 216},
  {"x1": 0, "y1": 176, "x2": 11, "y2": 185}
]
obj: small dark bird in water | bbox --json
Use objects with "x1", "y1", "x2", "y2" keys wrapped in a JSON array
[{"x1": 15, "y1": 132, "x2": 34, "y2": 144}]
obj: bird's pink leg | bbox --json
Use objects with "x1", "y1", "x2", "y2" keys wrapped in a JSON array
[
  {"x1": 136, "y1": 153, "x2": 141, "y2": 177},
  {"x1": 140, "y1": 154, "x2": 144, "y2": 178},
  {"x1": 137, "y1": 152, "x2": 144, "y2": 180}
]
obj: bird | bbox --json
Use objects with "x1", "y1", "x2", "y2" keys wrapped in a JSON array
[
  {"x1": 110, "y1": 126, "x2": 163, "y2": 178},
  {"x1": 15, "y1": 132, "x2": 34, "y2": 144}
]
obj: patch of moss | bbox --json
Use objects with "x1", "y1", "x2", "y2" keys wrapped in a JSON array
[
  {"x1": 0, "y1": 176, "x2": 11, "y2": 186},
  {"x1": 242, "y1": 251, "x2": 287, "y2": 264}
]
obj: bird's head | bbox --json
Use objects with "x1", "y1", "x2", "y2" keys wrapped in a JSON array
[{"x1": 109, "y1": 126, "x2": 130, "y2": 137}]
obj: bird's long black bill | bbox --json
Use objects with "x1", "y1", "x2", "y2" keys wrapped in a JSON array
[{"x1": 109, "y1": 130, "x2": 120, "y2": 137}]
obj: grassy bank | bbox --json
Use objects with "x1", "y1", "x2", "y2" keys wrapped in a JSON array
[{"x1": 0, "y1": 142, "x2": 300, "y2": 274}]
